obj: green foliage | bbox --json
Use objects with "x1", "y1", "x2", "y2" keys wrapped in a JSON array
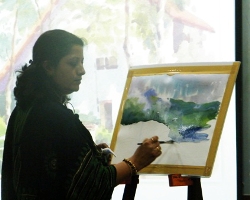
[
  {"x1": 122, "y1": 95, "x2": 220, "y2": 142},
  {"x1": 64, "y1": 0, "x2": 124, "y2": 56},
  {"x1": 122, "y1": 96, "x2": 220, "y2": 129},
  {"x1": 78, "y1": 112, "x2": 100, "y2": 124},
  {"x1": 0, "y1": 117, "x2": 6, "y2": 137},
  {"x1": 95, "y1": 126, "x2": 112, "y2": 145},
  {"x1": 0, "y1": 117, "x2": 6, "y2": 171},
  {"x1": 173, "y1": 0, "x2": 187, "y2": 10},
  {"x1": 121, "y1": 98, "x2": 146, "y2": 125},
  {"x1": 168, "y1": 98, "x2": 220, "y2": 128}
]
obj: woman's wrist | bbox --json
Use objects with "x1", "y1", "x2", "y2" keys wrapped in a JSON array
[{"x1": 123, "y1": 158, "x2": 138, "y2": 176}]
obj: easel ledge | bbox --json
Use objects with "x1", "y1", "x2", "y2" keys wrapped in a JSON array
[{"x1": 122, "y1": 175, "x2": 203, "y2": 200}]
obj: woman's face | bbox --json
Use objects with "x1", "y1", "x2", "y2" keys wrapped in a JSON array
[{"x1": 49, "y1": 45, "x2": 85, "y2": 95}]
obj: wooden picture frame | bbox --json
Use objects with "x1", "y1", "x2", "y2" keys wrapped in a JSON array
[{"x1": 110, "y1": 62, "x2": 240, "y2": 177}]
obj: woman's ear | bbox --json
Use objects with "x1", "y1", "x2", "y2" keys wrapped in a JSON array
[{"x1": 43, "y1": 61, "x2": 54, "y2": 76}]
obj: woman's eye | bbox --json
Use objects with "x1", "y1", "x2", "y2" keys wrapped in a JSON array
[
  {"x1": 68, "y1": 58, "x2": 84, "y2": 67},
  {"x1": 69, "y1": 62, "x2": 78, "y2": 67}
]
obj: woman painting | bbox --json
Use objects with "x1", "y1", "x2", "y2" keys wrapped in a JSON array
[{"x1": 1, "y1": 29, "x2": 162, "y2": 200}]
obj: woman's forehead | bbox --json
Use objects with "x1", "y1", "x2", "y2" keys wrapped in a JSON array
[{"x1": 66, "y1": 45, "x2": 83, "y2": 57}]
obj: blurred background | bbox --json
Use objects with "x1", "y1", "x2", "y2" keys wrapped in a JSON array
[{"x1": 0, "y1": 0, "x2": 237, "y2": 199}]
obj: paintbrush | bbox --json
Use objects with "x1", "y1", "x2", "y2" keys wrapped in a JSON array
[{"x1": 137, "y1": 140, "x2": 174, "y2": 145}]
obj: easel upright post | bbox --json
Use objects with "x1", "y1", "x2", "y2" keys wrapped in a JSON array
[
  {"x1": 122, "y1": 175, "x2": 139, "y2": 200},
  {"x1": 187, "y1": 177, "x2": 203, "y2": 200}
]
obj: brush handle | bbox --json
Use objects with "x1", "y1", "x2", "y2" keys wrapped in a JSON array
[{"x1": 137, "y1": 140, "x2": 174, "y2": 145}]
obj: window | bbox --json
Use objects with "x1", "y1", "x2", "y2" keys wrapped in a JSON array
[{"x1": 0, "y1": 0, "x2": 236, "y2": 199}]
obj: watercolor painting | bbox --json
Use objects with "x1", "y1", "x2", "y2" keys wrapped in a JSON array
[
  {"x1": 111, "y1": 62, "x2": 240, "y2": 176},
  {"x1": 121, "y1": 74, "x2": 223, "y2": 143}
]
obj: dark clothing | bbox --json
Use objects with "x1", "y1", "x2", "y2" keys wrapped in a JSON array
[{"x1": 1, "y1": 100, "x2": 116, "y2": 200}]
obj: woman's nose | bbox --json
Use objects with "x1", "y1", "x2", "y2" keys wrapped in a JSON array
[{"x1": 78, "y1": 64, "x2": 86, "y2": 76}]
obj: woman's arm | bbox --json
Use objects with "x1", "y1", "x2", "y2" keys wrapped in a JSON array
[{"x1": 114, "y1": 136, "x2": 162, "y2": 184}]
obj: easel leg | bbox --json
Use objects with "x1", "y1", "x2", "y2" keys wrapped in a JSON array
[
  {"x1": 187, "y1": 178, "x2": 203, "y2": 200},
  {"x1": 122, "y1": 175, "x2": 139, "y2": 200}
]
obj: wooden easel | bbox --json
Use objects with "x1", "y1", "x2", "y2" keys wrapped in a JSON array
[{"x1": 122, "y1": 175, "x2": 203, "y2": 200}]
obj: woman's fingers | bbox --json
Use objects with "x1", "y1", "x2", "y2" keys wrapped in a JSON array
[
  {"x1": 97, "y1": 143, "x2": 109, "y2": 149},
  {"x1": 132, "y1": 135, "x2": 163, "y2": 169},
  {"x1": 150, "y1": 136, "x2": 159, "y2": 143},
  {"x1": 153, "y1": 145, "x2": 162, "y2": 156},
  {"x1": 141, "y1": 136, "x2": 162, "y2": 154}
]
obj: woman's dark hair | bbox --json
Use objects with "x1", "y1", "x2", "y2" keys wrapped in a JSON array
[{"x1": 14, "y1": 29, "x2": 85, "y2": 108}]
